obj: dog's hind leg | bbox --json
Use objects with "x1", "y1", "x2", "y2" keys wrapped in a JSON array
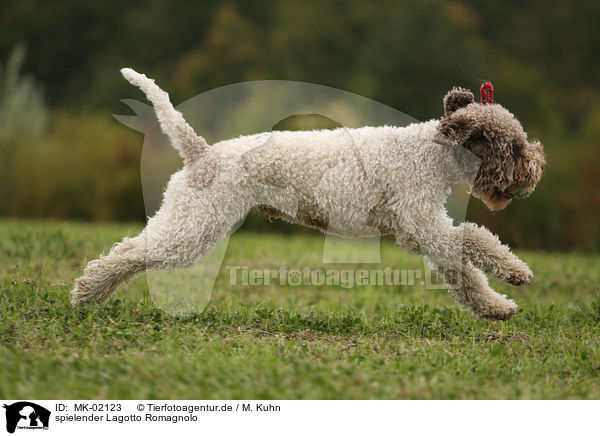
[
  {"x1": 71, "y1": 232, "x2": 148, "y2": 305},
  {"x1": 71, "y1": 68, "x2": 241, "y2": 306},
  {"x1": 71, "y1": 179, "x2": 249, "y2": 306},
  {"x1": 71, "y1": 217, "x2": 235, "y2": 306}
]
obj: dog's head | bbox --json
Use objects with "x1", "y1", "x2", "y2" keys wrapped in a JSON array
[{"x1": 439, "y1": 86, "x2": 546, "y2": 211}]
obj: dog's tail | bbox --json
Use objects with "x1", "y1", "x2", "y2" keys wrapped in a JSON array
[{"x1": 120, "y1": 68, "x2": 208, "y2": 164}]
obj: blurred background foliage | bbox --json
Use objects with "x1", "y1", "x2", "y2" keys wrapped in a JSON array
[{"x1": 0, "y1": 0, "x2": 598, "y2": 251}]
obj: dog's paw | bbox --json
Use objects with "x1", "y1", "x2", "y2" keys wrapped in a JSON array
[
  {"x1": 70, "y1": 283, "x2": 88, "y2": 307},
  {"x1": 478, "y1": 298, "x2": 518, "y2": 321},
  {"x1": 506, "y1": 265, "x2": 533, "y2": 286},
  {"x1": 70, "y1": 277, "x2": 99, "y2": 306}
]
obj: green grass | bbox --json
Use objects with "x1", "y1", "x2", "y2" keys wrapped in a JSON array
[{"x1": 1, "y1": 219, "x2": 600, "y2": 399}]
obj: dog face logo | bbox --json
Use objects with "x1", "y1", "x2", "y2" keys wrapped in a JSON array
[{"x1": 3, "y1": 402, "x2": 50, "y2": 434}]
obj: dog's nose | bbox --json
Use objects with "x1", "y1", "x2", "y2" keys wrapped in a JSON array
[{"x1": 541, "y1": 161, "x2": 547, "y2": 170}]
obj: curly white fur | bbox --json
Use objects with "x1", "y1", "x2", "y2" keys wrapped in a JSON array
[{"x1": 71, "y1": 69, "x2": 537, "y2": 321}]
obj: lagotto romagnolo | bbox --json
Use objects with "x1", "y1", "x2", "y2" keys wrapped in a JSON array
[{"x1": 71, "y1": 69, "x2": 546, "y2": 321}]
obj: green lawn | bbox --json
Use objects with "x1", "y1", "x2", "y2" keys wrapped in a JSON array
[{"x1": 1, "y1": 219, "x2": 599, "y2": 399}]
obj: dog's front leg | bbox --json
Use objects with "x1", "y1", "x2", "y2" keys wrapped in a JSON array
[
  {"x1": 459, "y1": 222, "x2": 533, "y2": 286},
  {"x1": 396, "y1": 220, "x2": 533, "y2": 286},
  {"x1": 393, "y1": 221, "x2": 518, "y2": 320},
  {"x1": 425, "y1": 256, "x2": 518, "y2": 320}
]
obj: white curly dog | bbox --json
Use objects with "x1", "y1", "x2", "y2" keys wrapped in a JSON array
[{"x1": 71, "y1": 69, "x2": 546, "y2": 320}]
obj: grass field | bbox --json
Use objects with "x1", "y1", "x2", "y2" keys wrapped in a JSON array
[{"x1": 1, "y1": 219, "x2": 600, "y2": 399}]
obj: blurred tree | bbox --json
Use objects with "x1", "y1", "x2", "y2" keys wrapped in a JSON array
[
  {"x1": 0, "y1": 0, "x2": 598, "y2": 250},
  {"x1": 0, "y1": 45, "x2": 48, "y2": 140}
]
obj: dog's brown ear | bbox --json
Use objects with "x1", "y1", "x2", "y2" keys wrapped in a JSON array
[{"x1": 443, "y1": 87, "x2": 474, "y2": 116}]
